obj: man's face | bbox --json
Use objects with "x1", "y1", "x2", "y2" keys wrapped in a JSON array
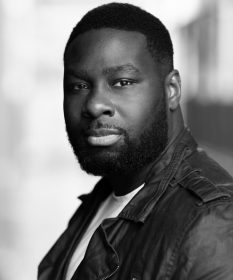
[{"x1": 63, "y1": 28, "x2": 168, "y2": 176}]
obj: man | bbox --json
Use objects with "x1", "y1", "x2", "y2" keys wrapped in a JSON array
[{"x1": 38, "y1": 3, "x2": 233, "y2": 280}]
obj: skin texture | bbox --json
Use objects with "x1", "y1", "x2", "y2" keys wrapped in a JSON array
[{"x1": 63, "y1": 28, "x2": 183, "y2": 195}]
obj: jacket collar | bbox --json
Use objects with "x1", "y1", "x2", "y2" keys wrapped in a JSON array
[{"x1": 79, "y1": 128, "x2": 197, "y2": 223}]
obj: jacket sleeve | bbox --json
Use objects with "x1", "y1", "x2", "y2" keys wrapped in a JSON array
[{"x1": 173, "y1": 201, "x2": 233, "y2": 280}]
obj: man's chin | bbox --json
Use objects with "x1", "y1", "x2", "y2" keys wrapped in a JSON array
[{"x1": 76, "y1": 150, "x2": 124, "y2": 176}]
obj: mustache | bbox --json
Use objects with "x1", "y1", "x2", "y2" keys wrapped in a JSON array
[{"x1": 85, "y1": 121, "x2": 126, "y2": 135}]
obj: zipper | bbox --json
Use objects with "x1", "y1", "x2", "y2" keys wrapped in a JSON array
[{"x1": 100, "y1": 265, "x2": 120, "y2": 280}]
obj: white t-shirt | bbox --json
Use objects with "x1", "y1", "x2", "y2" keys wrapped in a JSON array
[{"x1": 65, "y1": 184, "x2": 144, "y2": 280}]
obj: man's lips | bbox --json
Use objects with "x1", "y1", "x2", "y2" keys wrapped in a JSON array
[{"x1": 84, "y1": 128, "x2": 122, "y2": 146}]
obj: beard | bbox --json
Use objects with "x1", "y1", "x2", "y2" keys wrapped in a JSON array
[{"x1": 65, "y1": 95, "x2": 168, "y2": 177}]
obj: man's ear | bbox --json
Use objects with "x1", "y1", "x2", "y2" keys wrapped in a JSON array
[{"x1": 164, "y1": 70, "x2": 181, "y2": 111}]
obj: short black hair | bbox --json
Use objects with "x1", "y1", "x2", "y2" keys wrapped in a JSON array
[{"x1": 64, "y1": 2, "x2": 174, "y2": 70}]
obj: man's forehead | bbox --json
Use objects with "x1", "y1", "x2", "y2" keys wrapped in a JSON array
[
  {"x1": 102, "y1": 64, "x2": 140, "y2": 74},
  {"x1": 64, "y1": 28, "x2": 161, "y2": 78},
  {"x1": 69, "y1": 27, "x2": 147, "y2": 45},
  {"x1": 66, "y1": 28, "x2": 148, "y2": 57}
]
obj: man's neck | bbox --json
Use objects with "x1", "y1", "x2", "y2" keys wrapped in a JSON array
[{"x1": 105, "y1": 160, "x2": 156, "y2": 196}]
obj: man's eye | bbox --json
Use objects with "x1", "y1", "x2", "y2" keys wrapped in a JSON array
[
  {"x1": 73, "y1": 83, "x2": 89, "y2": 90},
  {"x1": 65, "y1": 82, "x2": 90, "y2": 92},
  {"x1": 113, "y1": 80, "x2": 135, "y2": 87}
]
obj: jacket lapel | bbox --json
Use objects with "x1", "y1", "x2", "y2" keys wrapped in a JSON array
[
  {"x1": 71, "y1": 220, "x2": 120, "y2": 280},
  {"x1": 38, "y1": 180, "x2": 112, "y2": 280}
]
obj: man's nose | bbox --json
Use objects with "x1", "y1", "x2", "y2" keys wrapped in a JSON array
[{"x1": 82, "y1": 87, "x2": 115, "y2": 119}]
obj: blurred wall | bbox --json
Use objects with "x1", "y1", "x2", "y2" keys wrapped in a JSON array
[{"x1": 179, "y1": 0, "x2": 233, "y2": 153}]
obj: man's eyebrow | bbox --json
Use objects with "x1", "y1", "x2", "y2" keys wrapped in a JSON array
[
  {"x1": 102, "y1": 64, "x2": 140, "y2": 75},
  {"x1": 64, "y1": 69, "x2": 89, "y2": 79},
  {"x1": 64, "y1": 64, "x2": 140, "y2": 78}
]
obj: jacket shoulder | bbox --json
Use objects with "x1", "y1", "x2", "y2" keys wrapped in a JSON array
[
  {"x1": 167, "y1": 149, "x2": 233, "y2": 279},
  {"x1": 175, "y1": 147, "x2": 233, "y2": 205},
  {"x1": 173, "y1": 191, "x2": 233, "y2": 280}
]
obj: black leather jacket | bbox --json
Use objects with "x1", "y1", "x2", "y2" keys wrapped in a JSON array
[{"x1": 38, "y1": 129, "x2": 233, "y2": 280}]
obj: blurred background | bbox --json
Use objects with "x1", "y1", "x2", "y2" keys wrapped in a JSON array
[{"x1": 0, "y1": 0, "x2": 233, "y2": 279}]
